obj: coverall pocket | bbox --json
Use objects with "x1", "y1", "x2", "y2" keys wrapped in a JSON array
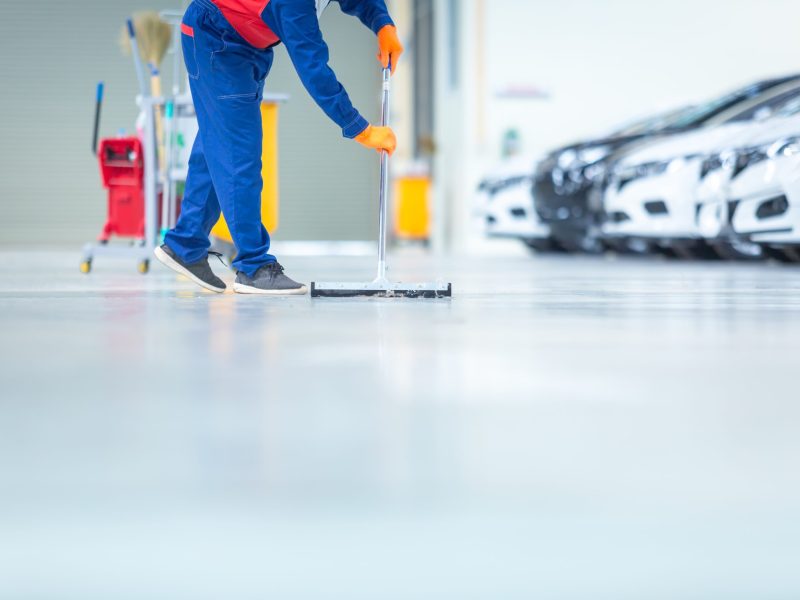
[
  {"x1": 211, "y1": 32, "x2": 261, "y2": 101},
  {"x1": 181, "y1": 23, "x2": 199, "y2": 80}
]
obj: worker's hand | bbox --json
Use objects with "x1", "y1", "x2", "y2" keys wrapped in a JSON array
[
  {"x1": 377, "y1": 25, "x2": 403, "y2": 74},
  {"x1": 355, "y1": 125, "x2": 397, "y2": 156}
]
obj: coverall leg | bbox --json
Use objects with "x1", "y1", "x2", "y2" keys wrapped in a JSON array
[{"x1": 165, "y1": 0, "x2": 276, "y2": 276}]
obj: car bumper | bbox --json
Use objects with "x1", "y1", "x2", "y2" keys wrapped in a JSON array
[
  {"x1": 698, "y1": 157, "x2": 800, "y2": 244},
  {"x1": 602, "y1": 162, "x2": 702, "y2": 240},
  {"x1": 730, "y1": 190, "x2": 798, "y2": 243},
  {"x1": 482, "y1": 184, "x2": 551, "y2": 240}
]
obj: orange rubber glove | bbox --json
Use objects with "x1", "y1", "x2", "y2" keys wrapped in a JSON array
[
  {"x1": 377, "y1": 25, "x2": 403, "y2": 74},
  {"x1": 355, "y1": 125, "x2": 397, "y2": 156}
]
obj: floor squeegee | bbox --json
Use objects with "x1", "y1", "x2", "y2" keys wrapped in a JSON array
[{"x1": 311, "y1": 68, "x2": 452, "y2": 299}]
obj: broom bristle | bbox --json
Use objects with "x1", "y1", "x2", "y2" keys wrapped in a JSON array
[{"x1": 119, "y1": 11, "x2": 173, "y2": 68}]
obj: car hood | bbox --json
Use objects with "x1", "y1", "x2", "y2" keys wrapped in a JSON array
[
  {"x1": 731, "y1": 114, "x2": 800, "y2": 148},
  {"x1": 617, "y1": 122, "x2": 760, "y2": 166},
  {"x1": 548, "y1": 134, "x2": 649, "y2": 157}
]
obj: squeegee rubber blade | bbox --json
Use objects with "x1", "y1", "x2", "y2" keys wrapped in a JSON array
[{"x1": 310, "y1": 283, "x2": 452, "y2": 299}]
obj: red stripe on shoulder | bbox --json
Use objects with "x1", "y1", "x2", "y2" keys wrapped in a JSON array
[{"x1": 181, "y1": 23, "x2": 194, "y2": 37}]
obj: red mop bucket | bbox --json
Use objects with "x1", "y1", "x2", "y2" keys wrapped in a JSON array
[{"x1": 97, "y1": 137, "x2": 147, "y2": 241}]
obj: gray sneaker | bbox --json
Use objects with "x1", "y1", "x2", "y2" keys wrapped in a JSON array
[
  {"x1": 233, "y1": 262, "x2": 308, "y2": 296},
  {"x1": 154, "y1": 244, "x2": 227, "y2": 293}
]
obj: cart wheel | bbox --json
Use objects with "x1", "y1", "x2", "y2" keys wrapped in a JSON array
[
  {"x1": 138, "y1": 260, "x2": 150, "y2": 275},
  {"x1": 80, "y1": 260, "x2": 92, "y2": 274}
]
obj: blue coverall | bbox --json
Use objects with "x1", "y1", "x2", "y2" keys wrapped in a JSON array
[{"x1": 166, "y1": 0, "x2": 394, "y2": 275}]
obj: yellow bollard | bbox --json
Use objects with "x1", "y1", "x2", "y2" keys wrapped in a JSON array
[{"x1": 211, "y1": 99, "x2": 282, "y2": 244}]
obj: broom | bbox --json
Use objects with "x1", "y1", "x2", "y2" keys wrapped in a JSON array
[{"x1": 120, "y1": 12, "x2": 172, "y2": 170}]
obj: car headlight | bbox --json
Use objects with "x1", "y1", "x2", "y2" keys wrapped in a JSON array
[
  {"x1": 557, "y1": 150, "x2": 578, "y2": 170},
  {"x1": 783, "y1": 141, "x2": 800, "y2": 156},
  {"x1": 614, "y1": 160, "x2": 671, "y2": 190},
  {"x1": 583, "y1": 162, "x2": 607, "y2": 182},
  {"x1": 555, "y1": 145, "x2": 612, "y2": 177},
  {"x1": 731, "y1": 145, "x2": 770, "y2": 178},
  {"x1": 537, "y1": 145, "x2": 615, "y2": 195},
  {"x1": 576, "y1": 145, "x2": 612, "y2": 165},
  {"x1": 768, "y1": 136, "x2": 800, "y2": 158},
  {"x1": 699, "y1": 150, "x2": 738, "y2": 179},
  {"x1": 699, "y1": 154, "x2": 724, "y2": 180}
]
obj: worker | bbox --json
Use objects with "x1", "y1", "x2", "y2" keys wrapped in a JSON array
[{"x1": 155, "y1": 0, "x2": 403, "y2": 295}]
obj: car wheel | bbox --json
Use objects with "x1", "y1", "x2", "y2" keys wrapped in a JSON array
[
  {"x1": 765, "y1": 245, "x2": 800, "y2": 263},
  {"x1": 657, "y1": 246, "x2": 680, "y2": 259},
  {"x1": 603, "y1": 237, "x2": 655, "y2": 255},
  {"x1": 523, "y1": 238, "x2": 567, "y2": 254},
  {"x1": 549, "y1": 225, "x2": 606, "y2": 255},
  {"x1": 556, "y1": 236, "x2": 604, "y2": 254},
  {"x1": 602, "y1": 239, "x2": 628, "y2": 254},
  {"x1": 711, "y1": 241, "x2": 764, "y2": 261},
  {"x1": 548, "y1": 237, "x2": 580, "y2": 254}
]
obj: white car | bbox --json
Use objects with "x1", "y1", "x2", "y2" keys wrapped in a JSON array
[
  {"x1": 602, "y1": 80, "x2": 800, "y2": 256},
  {"x1": 477, "y1": 156, "x2": 555, "y2": 251},
  {"x1": 697, "y1": 136, "x2": 800, "y2": 261}
]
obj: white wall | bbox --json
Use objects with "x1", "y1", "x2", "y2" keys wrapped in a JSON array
[{"x1": 481, "y1": 0, "x2": 800, "y2": 159}]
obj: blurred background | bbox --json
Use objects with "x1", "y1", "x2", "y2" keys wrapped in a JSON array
[
  {"x1": 2, "y1": 2, "x2": 800, "y2": 599},
  {"x1": 3, "y1": 0, "x2": 800, "y2": 253}
]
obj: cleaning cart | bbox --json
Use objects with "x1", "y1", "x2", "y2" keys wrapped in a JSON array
[
  {"x1": 81, "y1": 92, "x2": 161, "y2": 275},
  {"x1": 80, "y1": 16, "x2": 175, "y2": 274}
]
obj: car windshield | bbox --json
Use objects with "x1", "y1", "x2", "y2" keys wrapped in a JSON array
[
  {"x1": 610, "y1": 106, "x2": 696, "y2": 137},
  {"x1": 721, "y1": 87, "x2": 800, "y2": 123},
  {"x1": 662, "y1": 81, "x2": 794, "y2": 129},
  {"x1": 776, "y1": 96, "x2": 800, "y2": 117}
]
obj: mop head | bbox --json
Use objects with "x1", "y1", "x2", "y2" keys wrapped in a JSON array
[
  {"x1": 310, "y1": 281, "x2": 452, "y2": 299},
  {"x1": 120, "y1": 11, "x2": 172, "y2": 67}
]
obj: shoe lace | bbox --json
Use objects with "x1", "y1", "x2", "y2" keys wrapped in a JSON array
[
  {"x1": 264, "y1": 262, "x2": 285, "y2": 274},
  {"x1": 209, "y1": 251, "x2": 229, "y2": 268}
]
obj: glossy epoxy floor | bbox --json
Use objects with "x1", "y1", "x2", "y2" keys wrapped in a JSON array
[{"x1": 1, "y1": 250, "x2": 800, "y2": 599}]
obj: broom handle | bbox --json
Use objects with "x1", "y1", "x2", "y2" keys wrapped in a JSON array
[
  {"x1": 150, "y1": 67, "x2": 166, "y2": 171},
  {"x1": 172, "y1": 21, "x2": 182, "y2": 96},
  {"x1": 377, "y1": 67, "x2": 391, "y2": 281},
  {"x1": 92, "y1": 82, "x2": 104, "y2": 156},
  {"x1": 126, "y1": 19, "x2": 149, "y2": 97},
  {"x1": 162, "y1": 100, "x2": 175, "y2": 239}
]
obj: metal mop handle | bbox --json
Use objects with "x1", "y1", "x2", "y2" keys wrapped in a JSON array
[{"x1": 377, "y1": 67, "x2": 391, "y2": 282}]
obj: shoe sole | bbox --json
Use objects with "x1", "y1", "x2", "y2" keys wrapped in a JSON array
[
  {"x1": 154, "y1": 246, "x2": 227, "y2": 294},
  {"x1": 233, "y1": 282, "x2": 309, "y2": 296}
]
